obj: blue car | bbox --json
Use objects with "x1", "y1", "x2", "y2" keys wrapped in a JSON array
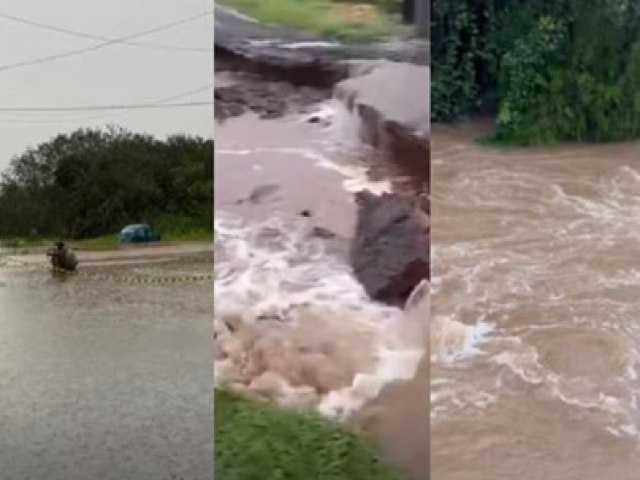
[{"x1": 118, "y1": 224, "x2": 161, "y2": 245}]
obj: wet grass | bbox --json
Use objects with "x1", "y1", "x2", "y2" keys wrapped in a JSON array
[
  {"x1": 214, "y1": 388, "x2": 403, "y2": 480},
  {"x1": 220, "y1": 0, "x2": 407, "y2": 42}
]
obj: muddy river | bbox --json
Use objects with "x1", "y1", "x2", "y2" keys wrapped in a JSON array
[
  {"x1": 0, "y1": 253, "x2": 213, "y2": 479},
  {"x1": 431, "y1": 121, "x2": 640, "y2": 479}
]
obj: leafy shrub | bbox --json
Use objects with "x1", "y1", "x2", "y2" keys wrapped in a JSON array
[
  {"x1": 431, "y1": 0, "x2": 481, "y2": 120},
  {"x1": 494, "y1": 16, "x2": 570, "y2": 144},
  {"x1": 432, "y1": 0, "x2": 640, "y2": 144}
]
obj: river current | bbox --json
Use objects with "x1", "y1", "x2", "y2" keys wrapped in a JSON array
[{"x1": 432, "y1": 121, "x2": 640, "y2": 480}]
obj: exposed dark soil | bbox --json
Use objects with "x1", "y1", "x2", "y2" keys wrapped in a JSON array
[
  {"x1": 215, "y1": 75, "x2": 329, "y2": 122},
  {"x1": 351, "y1": 191, "x2": 429, "y2": 306},
  {"x1": 215, "y1": 54, "x2": 333, "y2": 121}
]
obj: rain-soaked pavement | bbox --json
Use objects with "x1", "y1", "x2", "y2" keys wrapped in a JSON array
[{"x1": 0, "y1": 251, "x2": 213, "y2": 479}]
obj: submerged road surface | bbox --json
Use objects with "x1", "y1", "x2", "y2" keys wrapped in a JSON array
[{"x1": 0, "y1": 251, "x2": 213, "y2": 479}]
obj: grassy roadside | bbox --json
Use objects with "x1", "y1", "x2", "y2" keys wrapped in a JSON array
[
  {"x1": 220, "y1": 0, "x2": 408, "y2": 42},
  {"x1": 0, "y1": 229, "x2": 213, "y2": 254},
  {"x1": 214, "y1": 389, "x2": 403, "y2": 480}
]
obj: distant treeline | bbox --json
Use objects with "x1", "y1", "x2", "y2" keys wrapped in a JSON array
[
  {"x1": 0, "y1": 127, "x2": 212, "y2": 239},
  {"x1": 432, "y1": 0, "x2": 640, "y2": 144}
]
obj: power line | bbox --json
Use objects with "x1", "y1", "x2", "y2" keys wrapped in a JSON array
[
  {"x1": 123, "y1": 83, "x2": 212, "y2": 105},
  {"x1": 0, "y1": 84, "x2": 213, "y2": 125},
  {"x1": 0, "y1": 83, "x2": 213, "y2": 125},
  {"x1": 0, "y1": 84, "x2": 213, "y2": 118},
  {"x1": 0, "y1": 101, "x2": 212, "y2": 112},
  {"x1": 0, "y1": 11, "x2": 213, "y2": 73},
  {"x1": 0, "y1": 11, "x2": 213, "y2": 53}
]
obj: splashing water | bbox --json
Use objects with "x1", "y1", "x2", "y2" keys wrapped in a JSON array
[
  {"x1": 431, "y1": 123, "x2": 640, "y2": 480},
  {"x1": 213, "y1": 213, "x2": 427, "y2": 418}
]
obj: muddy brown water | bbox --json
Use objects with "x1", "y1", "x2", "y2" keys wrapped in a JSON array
[
  {"x1": 431, "y1": 121, "x2": 640, "y2": 479},
  {"x1": 0, "y1": 253, "x2": 213, "y2": 479},
  {"x1": 351, "y1": 354, "x2": 429, "y2": 479},
  {"x1": 215, "y1": 110, "x2": 358, "y2": 238},
  {"x1": 214, "y1": 71, "x2": 429, "y2": 479}
]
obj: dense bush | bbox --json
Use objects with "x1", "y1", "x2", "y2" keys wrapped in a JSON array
[
  {"x1": 0, "y1": 126, "x2": 212, "y2": 239},
  {"x1": 432, "y1": 0, "x2": 640, "y2": 144}
]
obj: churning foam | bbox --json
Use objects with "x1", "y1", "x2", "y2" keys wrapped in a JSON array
[
  {"x1": 299, "y1": 100, "x2": 394, "y2": 195},
  {"x1": 214, "y1": 213, "x2": 427, "y2": 419},
  {"x1": 431, "y1": 163, "x2": 640, "y2": 437},
  {"x1": 431, "y1": 315, "x2": 494, "y2": 364}
]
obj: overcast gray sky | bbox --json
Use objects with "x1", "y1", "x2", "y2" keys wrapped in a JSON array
[{"x1": 0, "y1": 0, "x2": 213, "y2": 170}]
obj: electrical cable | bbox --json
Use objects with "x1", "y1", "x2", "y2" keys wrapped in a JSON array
[
  {"x1": 0, "y1": 11, "x2": 213, "y2": 53},
  {"x1": 0, "y1": 101, "x2": 212, "y2": 112},
  {"x1": 0, "y1": 11, "x2": 213, "y2": 73},
  {"x1": 0, "y1": 84, "x2": 213, "y2": 125},
  {"x1": 0, "y1": 83, "x2": 212, "y2": 118}
]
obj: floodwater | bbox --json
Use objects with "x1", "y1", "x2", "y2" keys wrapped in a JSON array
[
  {"x1": 0, "y1": 253, "x2": 213, "y2": 479},
  {"x1": 431, "y1": 121, "x2": 640, "y2": 479},
  {"x1": 213, "y1": 72, "x2": 428, "y2": 479}
]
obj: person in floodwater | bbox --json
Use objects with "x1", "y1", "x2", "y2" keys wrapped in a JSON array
[{"x1": 46, "y1": 241, "x2": 78, "y2": 272}]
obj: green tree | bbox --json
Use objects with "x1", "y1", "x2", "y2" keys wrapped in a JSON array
[
  {"x1": 431, "y1": 0, "x2": 640, "y2": 144},
  {"x1": 0, "y1": 127, "x2": 213, "y2": 239}
]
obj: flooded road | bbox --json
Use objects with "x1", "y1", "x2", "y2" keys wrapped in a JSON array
[
  {"x1": 431, "y1": 121, "x2": 640, "y2": 479},
  {"x1": 0, "y1": 253, "x2": 213, "y2": 479}
]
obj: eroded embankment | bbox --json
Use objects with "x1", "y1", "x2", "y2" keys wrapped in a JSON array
[{"x1": 213, "y1": 46, "x2": 429, "y2": 479}]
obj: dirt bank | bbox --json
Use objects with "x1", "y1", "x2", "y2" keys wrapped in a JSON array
[{"x1": 215, "y1": 70, "x2": 330, "y2": 122}]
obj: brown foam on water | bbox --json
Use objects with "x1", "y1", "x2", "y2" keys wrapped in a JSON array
[
  {"x1": 215, "y1": 280, "x2": 429, "y2": 414},
  {"x1": 215, "y1": 304, "x2": 378, "y2": 408},
  {"x1": 432, "y1": 121, "x2": 640, "y2": 479}
]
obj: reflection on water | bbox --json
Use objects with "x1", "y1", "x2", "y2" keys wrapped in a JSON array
[
  {"x1": 0, "y1": 255, "x2": 212, "y2": 479},
  {"x1": 431, "y1": 122, "x2": 640, "y2": 479}
]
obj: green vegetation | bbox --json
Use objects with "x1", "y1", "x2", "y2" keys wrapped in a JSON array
[
  {"x1": 220, "y1": 0, "x2": 408, "y2": 42},
  {"x1": 214, "y1": 389, "x2": 402, "y2": 480},
  {"x1": 0, "y1": 126, "x2": 212, "y2": 242},
  {"x1": 432, "y1": 0, "x2": 640, "y2": 145},
  {"x1": 0, "y1": 229, "x2": 212, "y2": 254}
]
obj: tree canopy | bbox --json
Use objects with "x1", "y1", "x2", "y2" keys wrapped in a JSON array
[
  {"x1": 432, "y1": 0, "x2": 640, "y2": 144},
  {"x1": 0, "y1": 126, "x2": 213, "y2": 239}
]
